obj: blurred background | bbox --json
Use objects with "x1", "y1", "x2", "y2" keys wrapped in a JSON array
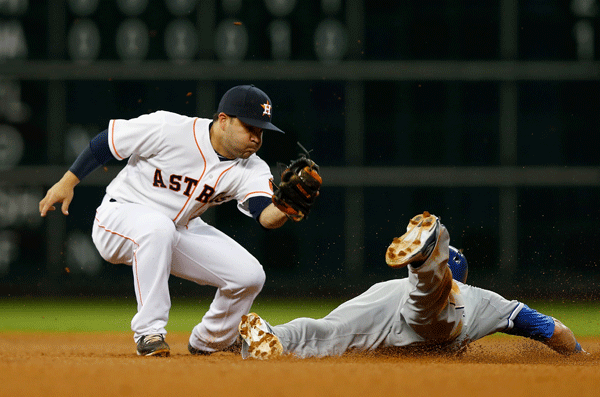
[{"x1": 0, "y1": 0, "x2": 598, "y2": 301}]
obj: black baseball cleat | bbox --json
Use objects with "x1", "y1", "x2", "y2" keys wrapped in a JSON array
[
  {"x1": 187, "y1": 343, "x2": 211, "y2": 356},
  {"x1": 386, "y1": 211, "x2": 440, "y2": 268},
  {"x1": 188, "y1": 336, "x2": 243, "y2": 355},
  {"x1": 136, "y1": 334, "x2": 170, "y2": 357}
]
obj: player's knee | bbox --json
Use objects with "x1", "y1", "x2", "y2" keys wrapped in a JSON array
[
  {"x1": 238, "y1": 260, "x2": 266, "y2": 294},
  {"x1": 245, "y1": 264, "x2": 266, "y2": 292},
  {"x1": 221, "y1": 258, "x2": 265, "y2": 296}
]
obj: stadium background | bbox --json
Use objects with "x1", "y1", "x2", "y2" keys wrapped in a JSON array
[{"x1": 0, "y1": 0, "x2": 599, "y2": 303}]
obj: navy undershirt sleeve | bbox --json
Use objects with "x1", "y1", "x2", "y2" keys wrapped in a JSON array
[
  {"x1": 89, "y1": 129, "x2": 114, "y2": 163},
  {"x1": 248, "y1": 196, "x2": 272, "y2": 222},
  {"x1": 69, "y1": 129, "x2": 116, "y2": 180}
]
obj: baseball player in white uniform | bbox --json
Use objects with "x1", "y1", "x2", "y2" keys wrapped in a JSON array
[
  {"x1": 39, "y1": 85, "x2": 321, "y2": 357},
  {"x1": 239, "y1": 212, "x2": 587, "y2": 359}
]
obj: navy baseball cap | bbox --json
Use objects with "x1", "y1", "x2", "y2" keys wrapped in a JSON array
[{"x1": 217, "y1": 85, "x2": 284, "y2": 133}]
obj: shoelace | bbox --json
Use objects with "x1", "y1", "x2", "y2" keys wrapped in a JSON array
[{"x1": 143, "y1": 335, "x2": 164, "y2": 344}]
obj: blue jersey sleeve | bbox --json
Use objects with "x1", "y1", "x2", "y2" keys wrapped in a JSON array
[{"x1": 503, "y1": 304, "x2": 555, "y2": 341}]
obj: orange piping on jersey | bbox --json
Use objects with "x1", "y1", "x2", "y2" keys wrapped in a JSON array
[
  {"x1": 110, "y1": 120, "x2": 125, "y2": 160},
  {"x1": 184, "y1": 162, "x2": 238, "y2": 226},
  {"x1": 214, "y1": 163, "x2": 237, "y2": 185},
  {"x1": 242, "y1": 191, "x2": 273, "y2": 201},
  {"x1": 173, "y1": 118, "x2": 207, "y2": 223},
  {"x1": 94, "y1": 217, "x2": 143, "y2": 305}
]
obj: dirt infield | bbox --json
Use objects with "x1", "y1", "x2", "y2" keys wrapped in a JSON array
[{"x1": 0, "y1": 332, "x2": 598, "y2": 397}]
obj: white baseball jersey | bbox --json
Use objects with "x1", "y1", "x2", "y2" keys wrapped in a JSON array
[
  {"x1": 106, "y1": 110, "x2": 273, "y2": 226},
  {"x1": 93, "y1": 110, "x2": 274, "y2": 351}
]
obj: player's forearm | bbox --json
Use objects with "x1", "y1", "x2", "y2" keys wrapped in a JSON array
[
  {"x1": 544, "y1": 318, "x2": 586, "y2": 355},
  {"x1": 69, "y1": 129, "x2": 115, "y2": 180},
  {"x1": 258, "y1": 203, "x2": 288, "y2": 229}
]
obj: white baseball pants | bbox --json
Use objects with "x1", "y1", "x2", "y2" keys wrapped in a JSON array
[{"x1": 91, "y1": 195, "x2": 265, "y2": 352}]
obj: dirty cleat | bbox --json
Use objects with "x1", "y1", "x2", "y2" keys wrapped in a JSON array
[
  {"x1": 136, "y1": 334, "x2": 170, "y2": 357},
  {"x1": 187, "y1": 343, "x2": 211, "y2": 356},
  {"x1": 386, "y1": 211, "x2": 440, "y2": 268},
  {"x1": 188, "y1": 336, "x2": 242, "y2": 355},
  {"x1": 239, "y1": 313, "x2": 283, "y2": 360}
]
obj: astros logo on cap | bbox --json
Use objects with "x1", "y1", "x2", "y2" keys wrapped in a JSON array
[{"x1": 261, "y1": 101, "x2": 272, "y2": 116}]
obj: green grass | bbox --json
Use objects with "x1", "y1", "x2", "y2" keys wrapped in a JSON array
[
  {"x1": 1, "y1": 297, "x2": 139, "y2": 332},
  {"x1": 0, "y1": 297, "x2": 344, "y2": 333},
  {"x1": 0, "y1": 297, "x2": 598, "y2": 337}
]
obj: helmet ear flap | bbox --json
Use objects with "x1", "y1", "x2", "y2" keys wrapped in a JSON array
[{"x1": 448, "y1": 245, "x2": 468, "y2": 283}]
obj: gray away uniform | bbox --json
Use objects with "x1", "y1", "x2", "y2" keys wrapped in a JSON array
[{"x1": 268, "y1": 224, "x2": 524, "y2": 358}]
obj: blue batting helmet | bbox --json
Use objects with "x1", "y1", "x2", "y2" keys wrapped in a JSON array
[{"x1": 448, "y1": 245, "x2": 468, "y2": 283}]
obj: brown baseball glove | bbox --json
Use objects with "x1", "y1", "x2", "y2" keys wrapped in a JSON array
[{"x1": 272, "y1": 144, "x2": 322, "y2": 221}]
